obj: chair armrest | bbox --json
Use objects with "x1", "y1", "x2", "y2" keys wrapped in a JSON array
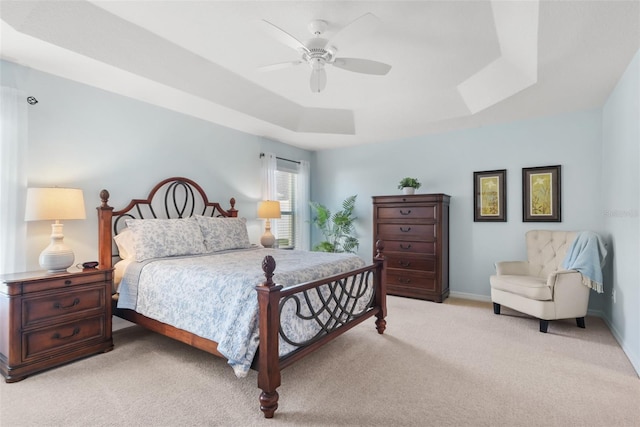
[
  {"x1": 495, "y1": 261, "x2": 529, "y2": 275},
  {"x1": 546, "y1": 270, "x2": 582, "y2": 288}
]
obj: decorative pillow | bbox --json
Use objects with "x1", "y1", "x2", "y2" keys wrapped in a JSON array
[
  {"x1": 113, "y1": 227, "x2": 136, "y2": 260},
  {"x1": 125, "y1": 217, "x2": 208, "y2": 262},
  {"x1": 195, "y1": 216, "x2": 251, "y2": 252}
]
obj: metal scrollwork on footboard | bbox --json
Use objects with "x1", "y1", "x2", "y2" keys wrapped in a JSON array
[{"x1": 278, "y1": 270, "x2": 376, "y2": 348}]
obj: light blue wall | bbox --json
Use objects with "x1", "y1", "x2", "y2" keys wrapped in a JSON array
[
  {"x1": 1, "y1": 60, "x2": 312, "y2": 271},
  {"x1": 312, "y1": 109, "x2": 605, "y2": 305},
  {"x1": 602, "y1": 49, "x2": 640, "y2": 373}
]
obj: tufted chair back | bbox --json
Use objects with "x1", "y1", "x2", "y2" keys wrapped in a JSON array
[{"x1": 525, "y1": 230, "x2": 577, "y2": 278}]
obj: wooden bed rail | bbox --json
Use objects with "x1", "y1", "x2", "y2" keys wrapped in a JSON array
[{"x1": 255, "y1": 241, "x2": 386, "y2": 418}]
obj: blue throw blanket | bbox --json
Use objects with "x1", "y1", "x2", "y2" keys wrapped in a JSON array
[{"x1": 562, "y1": 231, "x2": 607, "y2": 293}]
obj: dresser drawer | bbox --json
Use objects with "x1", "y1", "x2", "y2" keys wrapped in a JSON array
[
  {"x1": 22, "y1": 286, "x2": 105, "y2": 328},
  {"x1": 384, "y1": 240, "x2": 435, "y2": 254},
  {"x1": 22, "y1": 316, "x2": 105, "y2": 361},
  {"x1": 386, "y1": 269, "x2": 436, "y2": 291},
  {"x1": 376, "y1": 206, "x2": 436, "y2": 221},
  {"x1": 376, "y1": 223, "x2": 436, "y2": 242},
  {"x1": 385, "y1": 254, "x2": 436, "y2": 272}
]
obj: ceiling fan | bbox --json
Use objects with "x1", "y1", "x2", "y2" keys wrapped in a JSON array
[{"x1": 260, "y1": 13, "x2": 392, "y2": 93}]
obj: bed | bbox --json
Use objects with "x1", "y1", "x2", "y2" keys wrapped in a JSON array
[{"x1": 97, "y1": 177, "x2": 387, "y2": 418}]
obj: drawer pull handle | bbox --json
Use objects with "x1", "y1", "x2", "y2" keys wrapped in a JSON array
[
  {"x1": 399, "y1": 209, "x2": 411, "y2": 215},
  {"x1": 54, "y1": 298, "x2": 80, "y2": 310},
  {"x1": 399, "y1": 278, "x2": 412, "y2": 284},
  {"x1": 399, "y1": 261, "x2": 411, "y2": 267},
  {"x1": 399, "y1": 244, "x2": 412, "y2": 250},
  {"x1": 52, "y1": 327, "x2": 80, "y2": 340},
  {"x1": 400, "y1": 227, "x2": 411, "y2": 232},
  {"x1": 64, "y1": 280, "x2": 72, "y2": 285}
]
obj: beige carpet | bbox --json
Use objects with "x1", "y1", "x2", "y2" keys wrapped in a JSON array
[{"x1": 1, "y1": 296, "x2": 638, "y2": 426}]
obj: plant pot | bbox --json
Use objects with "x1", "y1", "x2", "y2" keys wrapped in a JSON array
[{"x1": 402, "y1": 187, "x2": 415, "y2": 195}]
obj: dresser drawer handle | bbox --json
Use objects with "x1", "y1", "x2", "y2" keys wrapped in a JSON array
[
  {"x1": 399, "y1": 244, "x2": 412, "y2": 250},
  {"x1": 64, "y1": 280, "x2": 72, "y2": 285},
  {"x1": 52, "y1": 327, "x2": 80, "y2": 340},
  {"x1": 399, "y1": 227, "x2": 411, "y2": 232},
  {"x1": 54, "y1": 298, "x2": 80, "y2": 310},
  {"x1": 399, "y1": 278, "x2": 412, "y2": 284},
  {"x1": 399, "y1": 261, "x2": 411, "y2": 267},
  {"x1": 399, "y1": 209, "x2": 411, "y2": 215}
]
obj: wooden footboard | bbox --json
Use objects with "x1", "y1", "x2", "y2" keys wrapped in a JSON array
[
  {"x1": 255, "y1": 242, "x2": 386, "y2": 418},
  {"x1": 97, "y1": 177, "x2": 387, "y2": 419}
]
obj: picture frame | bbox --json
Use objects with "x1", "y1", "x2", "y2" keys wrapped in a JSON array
[
  {"x1": 473, "y1": 169, "x2": 507, "y2": 222},
  {"x1": 522, "y1": 165, "x2": 561, "y2": 222}
]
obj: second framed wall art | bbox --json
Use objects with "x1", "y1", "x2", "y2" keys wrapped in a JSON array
[{"x1": 522, "y1": 165, "x2": 561, "y2": 222}]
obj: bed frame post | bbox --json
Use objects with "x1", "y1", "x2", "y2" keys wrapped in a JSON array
[
  {"x1": 97, "y1": 189, "x2": 114, "y2": 270},
  {"x1": 374, "y1": 240, "x2": 387, "y2": 334},
  {"x1": 255, "y1": 255, "x2": 283, "y2": 418}
]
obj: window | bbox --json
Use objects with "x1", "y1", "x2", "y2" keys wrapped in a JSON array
[
  {"x1": 262, "y1": 152, "x2": 309, "y2": 250},
  {"x1": 275, "y1": 169, "x2": 296, "y2": 249}
]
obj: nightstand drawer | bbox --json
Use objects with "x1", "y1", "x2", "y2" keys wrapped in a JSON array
[
  {"x1": 22, "y1": 286, "x2": 105, "y2": 327},
  {"x1": 23, "y1": 316, "x2": 105, "y2": 361}
]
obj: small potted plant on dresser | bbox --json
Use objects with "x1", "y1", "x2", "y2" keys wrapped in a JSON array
[{"x1": 398, "y1": 177, "x2": 421, "y2": 195}]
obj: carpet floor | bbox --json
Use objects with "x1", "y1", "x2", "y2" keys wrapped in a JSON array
[{"x1": 1, "y1": 296, "x2": 638, "y2": 426}]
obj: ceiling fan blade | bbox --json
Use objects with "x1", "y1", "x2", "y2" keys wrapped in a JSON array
[
  {"x1": 333, "y1": 58, "x2": 392, "y2": 75},
  {"x1": 261, "y1": 20, "x2": 309, "y2": 54},
  {"x1": 310, "y1": 68, "x2": 327, "y2": 93},
  {"x1": 258, "y1": 60, "x2": 304, "y2": 72},
  {"x1": 327, "y1": 13, "x2": 379, "y2": 49}
]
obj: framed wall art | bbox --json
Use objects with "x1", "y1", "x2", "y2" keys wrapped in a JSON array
[
  {"x1": 473, "y1": 169, "x2": 506, "y2": 222},
  {"x1": 522, "y1": 165, "x2": 561, "y2": 222}
]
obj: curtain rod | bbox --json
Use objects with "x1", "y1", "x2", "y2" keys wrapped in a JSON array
[{"x1": 259, "y1": 152, "x2": 300, "y2": 165}]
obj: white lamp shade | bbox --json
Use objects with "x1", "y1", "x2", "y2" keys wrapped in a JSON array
[
  {"x1": 25, "y1": 187, "x2": 86, "y2": 221},
  {"x1": 25, "y1": 187, "x2": 86, "y2": 272},
  {"x1": 257, "y1": 200, "x2": 281, "y2": 219}
]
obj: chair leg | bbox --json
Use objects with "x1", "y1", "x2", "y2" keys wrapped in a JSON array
[
  {"x1": 576, "y1": 317, "x2": 586, "y2": 328},
  {"x1": 493, "y1": 302, "x2": 501, "y2": 314},
  {"x1": 539, "y1": 319, "x2": 549, "y2": 333}
]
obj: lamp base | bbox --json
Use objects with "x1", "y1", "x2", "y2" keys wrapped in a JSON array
[
  {"x1": 261, "y1": 231, "x2": 276, "y2": 248},
  {"x1": 39, "y1": 222, "x2": 75, "y2": 272}
]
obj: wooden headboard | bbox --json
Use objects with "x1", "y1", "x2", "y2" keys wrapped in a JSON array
[{"x1": 97, "y1": 177, "x2": 238, "y2": 269}]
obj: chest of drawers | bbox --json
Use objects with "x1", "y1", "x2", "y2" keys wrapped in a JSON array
[
  {"x1": 0, "y1": 268, "x2": 113, "y2": 382},
  {"x1": 373, "y1": 194, "x2": 450, "y2": 302}
]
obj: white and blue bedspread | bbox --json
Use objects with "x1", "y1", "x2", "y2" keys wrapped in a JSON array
[{"x1": 117, "y1": 248, "x2": 367, "y2": 377}]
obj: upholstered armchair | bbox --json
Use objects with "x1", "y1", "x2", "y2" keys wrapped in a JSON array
[{"x1": 490, "y1": 230, "x2": 605, "y2": 333}]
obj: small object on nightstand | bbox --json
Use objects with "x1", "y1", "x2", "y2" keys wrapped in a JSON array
[
  {"x1": 0, "y1": 268, "x2": 114, "y2": 383},
  {"x1": 81, "y1": 261, "x2": 99, "y2": 269}
]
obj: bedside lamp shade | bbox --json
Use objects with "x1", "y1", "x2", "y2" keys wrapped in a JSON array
[
  {"x1": 25, "y1": 187, "x2": 86, "y2": 272},
  {"x1": 257, "y1": 200, "x2": 281, "y2": 248}
]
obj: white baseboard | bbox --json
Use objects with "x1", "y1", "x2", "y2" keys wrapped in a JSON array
[{"x1": 449, "y1": 291, "x2": 491, "y2": 302}]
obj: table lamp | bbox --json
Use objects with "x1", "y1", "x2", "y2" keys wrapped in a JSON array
[
  {"x1": 25, "y1": 187, "x2": 87, "y2": 272},
  {"x1": 257, "y1": 200, "x2": 281, "y2": 248}
]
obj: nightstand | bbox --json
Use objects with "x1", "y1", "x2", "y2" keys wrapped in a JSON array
[{"x1": 0, "y1": 268, "x2": 114, "y2": 382}]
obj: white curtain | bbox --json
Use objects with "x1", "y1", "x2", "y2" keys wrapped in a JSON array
[
  {"x1": 0, "y1": 86, "x2": 28, "y2": 274},
  {"x1": 295, "y1": 160, "x2": 310, "y2": 251},
  {"x1": 261, "y1": 152, "x2": 278, "y2": 240}
]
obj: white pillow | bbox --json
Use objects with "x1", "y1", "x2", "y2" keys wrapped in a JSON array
[
  {"x1": 113, "y1": 227, "x2": 136, "y2": 260},
  {"x1": 195, "y1": 215, "x2": 251, "y2": 252},
  {"x1": 125, "y1": 217, "x2": 208, "y2": 262}
]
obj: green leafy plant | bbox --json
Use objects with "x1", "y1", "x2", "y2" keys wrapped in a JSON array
[
  {"x1": 397, "y1": 177, "x2": 422, "y2": 189},
  {"x1": 309, "y1": 195, "x2": 359, "y2": 253}
]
